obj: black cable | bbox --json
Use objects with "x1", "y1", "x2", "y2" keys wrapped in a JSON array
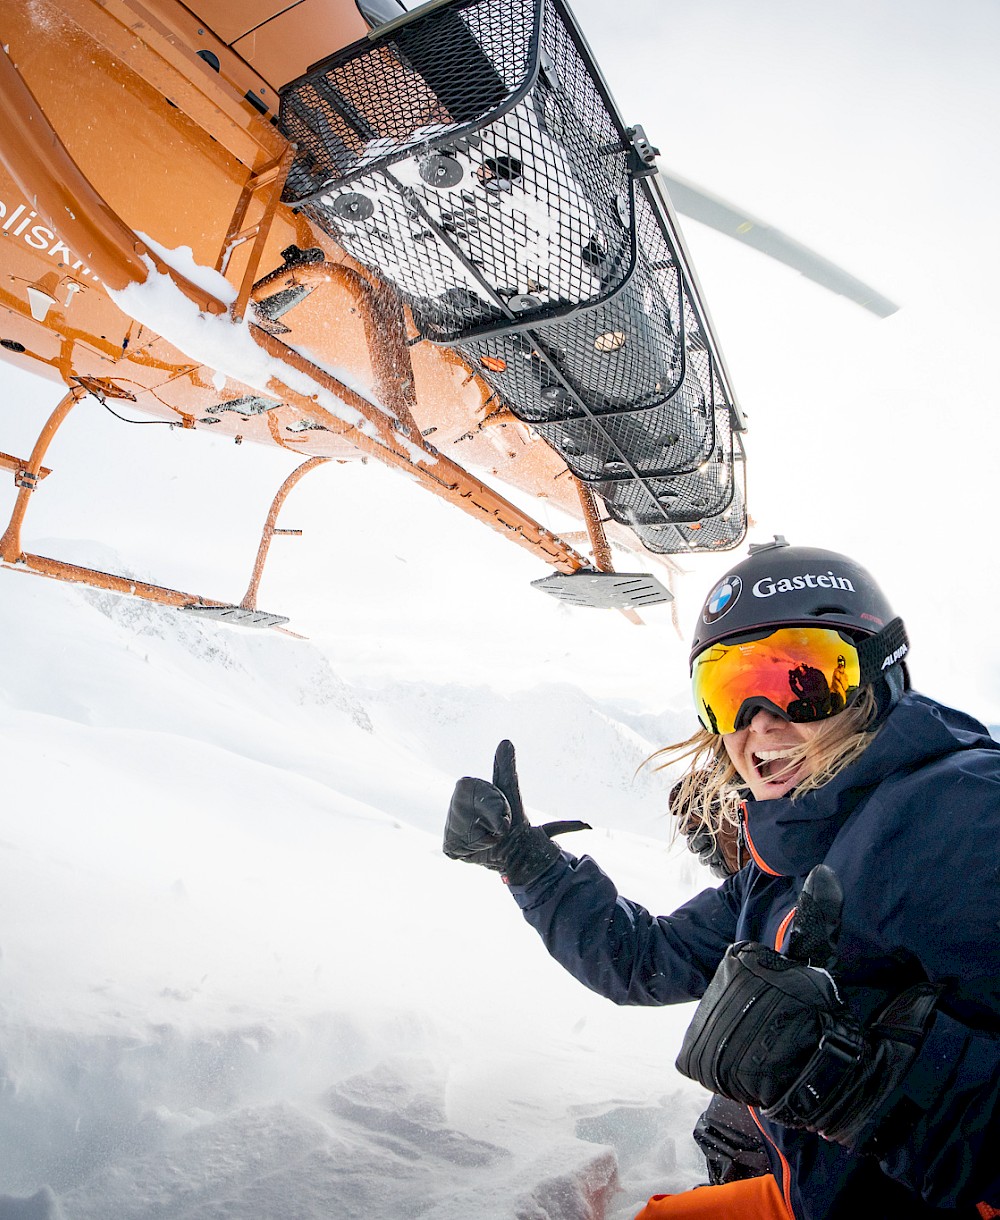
[{"x1": 90, "y1": 394, "x2": 178, "y2": 427}]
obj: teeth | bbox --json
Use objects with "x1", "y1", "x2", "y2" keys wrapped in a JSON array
[{"x1": 756, "y1": 749, "x2": 796, "y2": 761}]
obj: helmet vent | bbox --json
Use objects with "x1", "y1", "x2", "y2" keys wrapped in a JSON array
[
  {"x1": 813, "y1": 606, "x2": 850, "y2": 618},
  {"x1": 748, "y1": 534, "x2": 789, "y2": 555}
]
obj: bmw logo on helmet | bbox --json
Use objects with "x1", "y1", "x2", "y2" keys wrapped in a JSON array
[{"x1": 704, "y1": 575, "x2": 742, "y2": 624}]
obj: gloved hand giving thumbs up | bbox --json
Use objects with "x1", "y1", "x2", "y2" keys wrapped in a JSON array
[
  {"x1": 443, "y1": 740, "x2": 590, "y2": 887},
  {"x1": 675, "y1": 864, "x2": 941, "y2": 1149}
]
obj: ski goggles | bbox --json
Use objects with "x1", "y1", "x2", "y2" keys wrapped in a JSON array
[{"x1": 691, "y1": 625, "x2": 863, "y2": 736}]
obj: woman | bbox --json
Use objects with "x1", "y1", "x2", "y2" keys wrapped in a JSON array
[{"x1": 443, "y1": 538, "x2": 1000, "y2": 1219}]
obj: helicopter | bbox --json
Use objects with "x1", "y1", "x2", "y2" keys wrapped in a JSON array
[{"x1": 0, "y1": 0, "x2": 895, "y2": 631}]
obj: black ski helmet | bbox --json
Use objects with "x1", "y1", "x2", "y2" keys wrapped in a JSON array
[{"x1": 690, "y1": 536, "x2": 905, "y2": 672}]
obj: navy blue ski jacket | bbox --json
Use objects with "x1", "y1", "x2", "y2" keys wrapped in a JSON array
[{"x1": 509, "y1": 692, "x2": 1000, "y2": 1219}]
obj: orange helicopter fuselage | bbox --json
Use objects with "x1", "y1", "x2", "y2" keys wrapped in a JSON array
[{"x1": 0, "y1": 0, "x2": 634, "y2": 612}]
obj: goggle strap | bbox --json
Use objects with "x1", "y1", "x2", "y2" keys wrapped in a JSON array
[{"x1": 857, "y1": 617, "x2": 909, "y2": 685}]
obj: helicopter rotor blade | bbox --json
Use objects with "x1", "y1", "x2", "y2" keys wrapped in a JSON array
[{"x1": 658, "y1": 170, "x2": 899, "y2": 318}]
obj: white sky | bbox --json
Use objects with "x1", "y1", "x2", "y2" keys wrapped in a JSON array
[{"x1": 567, "y1": 0, "x2": 1000, "y2": 717}]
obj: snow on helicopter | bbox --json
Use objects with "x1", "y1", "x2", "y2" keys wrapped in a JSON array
[{"x1": 0, "y1": 0, "x2": 895, "y2": 630}]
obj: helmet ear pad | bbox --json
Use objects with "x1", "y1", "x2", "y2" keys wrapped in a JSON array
[{"x1": 870, "y1": 664, "x2": 908, "y2": 728}]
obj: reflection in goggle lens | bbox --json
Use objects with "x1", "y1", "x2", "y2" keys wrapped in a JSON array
[{"x1": 691, "y1": 626, "x2": 862, "y2": 736}]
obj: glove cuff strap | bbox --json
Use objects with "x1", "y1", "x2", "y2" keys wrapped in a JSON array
[
  {"x1": 762, "y1": 1017, "x2": 864, "y2": 1129},
  {"x1": 500, "y1": 825, "x2": 563, "y2": 888}
]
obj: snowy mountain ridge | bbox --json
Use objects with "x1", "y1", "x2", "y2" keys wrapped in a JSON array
[{"x1": 0, "y1": 559, "x2": 711, "y2": 1220}]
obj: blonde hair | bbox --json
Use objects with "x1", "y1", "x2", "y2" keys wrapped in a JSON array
[{"x1": 649, "y1": 687, "x2": 880, "y2": 851}]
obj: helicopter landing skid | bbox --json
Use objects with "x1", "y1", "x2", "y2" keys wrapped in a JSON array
[{"x1": 0, "y1": 384, "x2": 312, "y2": 635}]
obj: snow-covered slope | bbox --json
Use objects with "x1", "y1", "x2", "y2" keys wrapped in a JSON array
[{"x1": 0, "y1": 566, "x2": 715, "y2": 1220}]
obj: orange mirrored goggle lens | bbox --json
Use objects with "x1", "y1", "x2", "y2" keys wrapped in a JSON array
[{"x1": 691, "y1": 626, "x2": 862, "y2": 736}]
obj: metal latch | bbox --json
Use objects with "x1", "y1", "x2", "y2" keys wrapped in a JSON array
[{"x1": 626, "y1": 124, "x2": 660, "y2": 178}]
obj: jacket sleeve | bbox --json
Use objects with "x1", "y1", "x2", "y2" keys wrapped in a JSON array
[
  {"x1": 829, "y1": 741, "x2": 1000, "y2": 1210},
  {"x1": 507, "y1": 849, "x2": 741, "y2": 1005},
  {"x1": 873, "y1": 1005, "x2": 1000, "y2": 1209}
]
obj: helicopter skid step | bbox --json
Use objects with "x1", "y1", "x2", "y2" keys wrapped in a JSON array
[
  {"x1": 179, "y1": 604, "x2": 290, "y2": 629},
  {"x1": 531, "y1": 570, "x2": 672, "y2": 611}
]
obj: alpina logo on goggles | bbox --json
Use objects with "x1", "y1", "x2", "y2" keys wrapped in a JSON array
[{"x1": 691, "y1": 625, "x2": 864, "y2": 736}]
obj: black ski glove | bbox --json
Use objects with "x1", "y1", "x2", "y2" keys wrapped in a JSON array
[
  {"x1": 676, "y1": 864, "x2": 941, "y2": 1149},
  {"x1": 684, "y1": 822, "x2": 737, "y2": 880},
  {"x1": 443, "y1": 740, "x2": 590, "y2": 887},
  {"x1": 669, "y1": 774, "x2": 744, "y2": 878}
]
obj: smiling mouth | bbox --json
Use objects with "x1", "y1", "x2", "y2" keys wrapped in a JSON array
[{"x1": 753, "y1": 748, "x2": 801, "y2": 785}]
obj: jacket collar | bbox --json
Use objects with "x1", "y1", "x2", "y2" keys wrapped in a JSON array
[{"x1": 741, "y1": 692, "x2": 998, "y2": 878}]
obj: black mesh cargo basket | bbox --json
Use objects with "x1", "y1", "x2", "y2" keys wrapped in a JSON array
[
  {"x1": 279, "y1": 0, "x2": 745, "y2": 554},
  {"x1": 630, "y1": 440, "x2": 748, "y2": 555},
  {"x1": 280, "y1": 0, "x2": 653, "y2": 341}
]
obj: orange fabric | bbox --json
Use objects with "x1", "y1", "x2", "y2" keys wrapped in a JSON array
[
  {"x1": 748, "y1": 1109, "x2": 793, "y2": 1215},
  {"x1": 977, "y1": 1204, "x2": 1000, "y2": 1218},
  {"x1": 740, "y1": 802, "x2": 781, "y2": 876},
  {"x1": 774, "y1": 906, "x2": 796, "y2": 953},
  {"x1": 634, "y1": 1172, "x2": 793, "y2": 1219}
]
